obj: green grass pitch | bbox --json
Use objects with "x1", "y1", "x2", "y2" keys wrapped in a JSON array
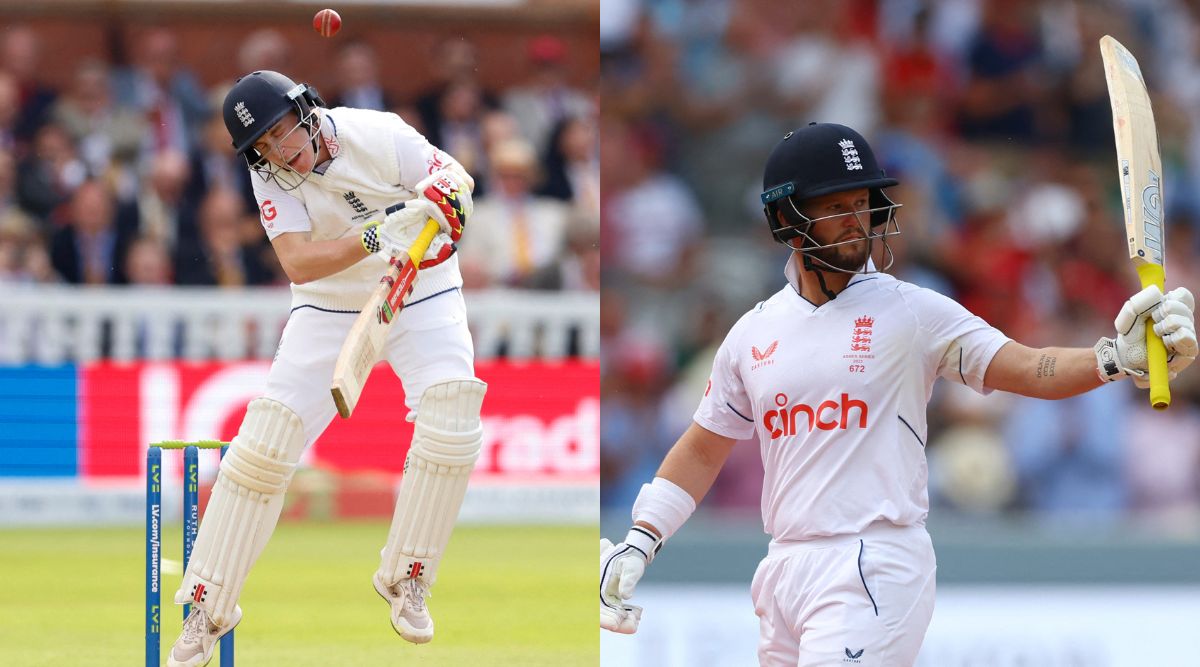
[{"x1": 0, "y1": 521, "x2": 597, "y2": 666}]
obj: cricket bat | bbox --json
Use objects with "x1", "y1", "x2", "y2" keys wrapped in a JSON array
[
  {"x1": 331, "y1": 205, "x2": 440, "y2": 419},
  {"x1": 1101, "y1": 35, "x2": 1171, "y2": 410}
]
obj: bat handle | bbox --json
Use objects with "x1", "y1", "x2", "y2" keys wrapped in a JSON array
[
  {"x1": 381, "y1": 201, "x2": 444, "y2": 267},
  {"x1": 1137, "y1": 263, "x2": 1171, "y2": 410},
  {"x1": 408, "y1": 220, "x2": 441, "y2": 265},
  {"x1": 382, "y1": 202, "x2": 441, "y2": 267}
]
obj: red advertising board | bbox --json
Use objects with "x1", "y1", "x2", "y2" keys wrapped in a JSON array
[{"x1": 80, "y1": 360, "x2": 598, "y2": 480}]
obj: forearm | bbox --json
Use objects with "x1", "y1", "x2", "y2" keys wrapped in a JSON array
[
  {"x1": 274, "y1": 234, "x2": 369, "y2": 284},
  {"x1": 986, "y1": 343, "x2": 1103, "y2": 400},
  {"x1": 655, "y1": 433, "x2": 728, "y2": 505},
  {"x1": 635, "y1": 422, "x2": 736, "y2": 538}
]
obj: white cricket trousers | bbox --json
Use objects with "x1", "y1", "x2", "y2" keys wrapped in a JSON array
[
  {"x1": 750, "y1": 521, "x2": 936, "y2": 667},
  {"x1": 264, "y1": 288, "x2": 475, "y2": 447}
]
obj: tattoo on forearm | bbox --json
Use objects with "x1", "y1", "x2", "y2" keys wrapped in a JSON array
[{"x1": 1036, "y1": 354, "x2": 1057, "y2": 379}]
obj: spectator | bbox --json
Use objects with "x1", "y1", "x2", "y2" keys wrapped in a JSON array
[
  {"x1": 1, "y1": 26, "x2": 56, "y2": 146},
  {"x1": 503, "y1": 35, "x2": 595, "y2": 154},
  {"x1": 601, "y1": 120, "x2": 703, "y2": 287},
  {"x1": 770, "y1": 0, "x2": 883, "y2": 136},
  {"x1": 124, "y1": 235, "x2": 173, "y2": 286},
  {"x1": 49, "y1": 179, "x2": 133, "y2": 285},
  {"x1": 331, "y1": 41, "x2": 392, "y2": 111},
  {"x1": 526, "y1": 210, "x2": 601, "y2": 292},
  {"x1": 187, "y1": 86, "x2": 255, "y2": 210},
  {"x1": 956, "y1": 0, "x2": 1047, "y2": 144},
  {"x1": 0, "y1": 72, "x2": 20, "y2": 154},
  {"x1": 0, "y1": 209, "x2": 53, "y2": 285},
  {"x1": 1124, "y1": 399, "x2": 1200, "y2": 525},
  {"x1": 0, "y1": 148, "x2": 51, "y2": 284},
  {"x1": 539, "y1": 114, "x2": 600, "y2": 220},
  {"x1": 238, "y1": 29, "x2": 291, "y2": 74},
  {"x1": 413, "y1": 37, "x2": 499, "y2": 150},
  {"x1": 16, "y1": 122, "x2": 88, "y2": 223},
  {"x1": 0, "y1": 148, "x2": 24, "y2": 221},
  {"x1": 50, "y1": 59, "x2": 145, "y2": 180},
  {"x1": 176, "y1": 188, "x2": 269, "y2": 287},
  {"x1": 430, "y1": 79, "x2": 491, "y2": 186},
  {"x1": 1004, "y1": 384, "x2": 1130, "y2": 516},
  {"x1": 124, "y1": 149, "x2": 195, "y2": 250},
  {"x1": 600, "y1": 333, "x2": 676, "y2": 508},
  {"x1": 460, "y1": 138, "x2": 570, "y2": 288},
  {"x1": 113, "y1": 28, "x2": 209, "y2": 156}
]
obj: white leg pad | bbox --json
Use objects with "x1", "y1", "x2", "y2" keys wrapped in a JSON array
[
  {"x1": 175, "y1": 397, "x2": 305, "y2": 626},
  {"x1": 378, "y1": 378, "x2": 486, "y2": 586}
]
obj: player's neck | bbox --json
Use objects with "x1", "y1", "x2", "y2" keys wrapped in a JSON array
[{"x1": 796, "y1": 259, "x2": 853, "y2": 305}]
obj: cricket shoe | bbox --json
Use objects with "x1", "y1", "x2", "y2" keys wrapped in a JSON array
[
  {"x1": 373, "y1": 571, "x2": 434, "y2": 644},
  {"x1": 167, "y1": 605, "x2": 241, "y2": 667}
]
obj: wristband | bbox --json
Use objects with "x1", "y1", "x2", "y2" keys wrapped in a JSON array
[
  {"x1": 362, "y1": 223, "x2": 381, "y2": 254},
  {"x1": 631, "y1": 477, "x2": 696, "y2": 542}
]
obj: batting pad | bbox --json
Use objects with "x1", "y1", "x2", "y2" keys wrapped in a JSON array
[
  {"x1": 176, "y1": 398, "x2": 305, "y2": 626},
  {"x1": 378, "y1": 378, "x2": 487, "y2": 586}
]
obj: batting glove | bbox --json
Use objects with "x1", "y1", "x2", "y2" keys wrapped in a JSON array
[
  {"x1": 415, "y1": 164, "x2": 473, "y2": 242},
  {"x1": 363, "y1": 199, "x2": 456, "y2": 269},
  {"x1": 1095, "y1": 285, "x2": 1197, "y2": 387},
  {"x1": 600, "y1": 526, "x2": 662, "y2": 635}
]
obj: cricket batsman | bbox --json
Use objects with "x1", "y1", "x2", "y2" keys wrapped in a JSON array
[
  {"x1": 167, "y1": 70, "x2": 483, "y2": 666},
  {"x1": 599, "y1": 123, "x2": 1199, "y2": 665}
]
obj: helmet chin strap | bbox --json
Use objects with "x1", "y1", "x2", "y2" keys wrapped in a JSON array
[
  {"x1": 800, "y1": 252, "x2": 840, "y2": 301},
  {"x1": 799, "y1": 239, "x2": 874, "y2": 301}
]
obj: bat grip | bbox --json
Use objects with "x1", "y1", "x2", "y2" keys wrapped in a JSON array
[
  {"x1": 382, "y1": 202, "x2": 441, "y2": 267},
  {"x1": 1136, "y1": 263, "x2": 1171, "y2": 410},
  {"x1": 408, "y1": 220, "x2": 441, "y2": 265}
]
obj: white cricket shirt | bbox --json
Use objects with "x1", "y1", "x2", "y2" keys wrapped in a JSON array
[
  {"x1": 694, "y1": 258, "x2": 1010, "y2": 542},
  {"x1": 251, "y1": 107, "x2": 463, "y2": 311}
]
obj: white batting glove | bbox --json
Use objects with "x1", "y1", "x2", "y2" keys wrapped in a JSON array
[
  {"x1": 361, "y1": 199, "x2": 456, "y2": 269},
  {"x1": 600, "y1": 526, "x2": 662, "y2": 634},
  {"x1": 1095, "y1": 285, "x2": 1197, "y2": 387},
  {"x1": 416, "y1": 164, "x2": 474, "y2": 242}
]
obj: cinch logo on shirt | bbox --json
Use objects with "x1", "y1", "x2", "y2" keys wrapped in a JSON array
[{"x1": 763, "y1": 392, "x2": 868, "y2": 438}]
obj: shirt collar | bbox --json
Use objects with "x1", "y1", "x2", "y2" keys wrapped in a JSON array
[
  {"x1": 313, "y1": 109, "x2": 339, "y2": 175},
  {"x1": 784, "y1": 253, "x2": 877, "y2": 295}
]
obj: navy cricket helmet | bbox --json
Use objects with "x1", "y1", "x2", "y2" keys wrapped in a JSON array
[
  {"x1": 760, "y1": 123, "x2": 899, "y2": 246},
  {"x1": 222, "y1": 71, "x2": 325, "y2": 187}
]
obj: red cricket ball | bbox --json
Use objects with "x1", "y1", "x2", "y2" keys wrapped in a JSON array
[{"x1": 313, "y1": 9, "x2": 342, "y2": 38}]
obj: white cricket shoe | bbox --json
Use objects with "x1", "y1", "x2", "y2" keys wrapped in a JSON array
[
  {"x1": 166, "y1": 605, "x2": 241, "y2": 667},
  {"x1": 373, "y1": 572, "x2": 434, "y2": 644}
]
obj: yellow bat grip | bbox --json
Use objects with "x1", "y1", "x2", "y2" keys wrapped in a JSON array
[
  {"x1": 406, "y1": 219, "x2": 442, "y2": 266},
  {"x1": 1136, "y1": 263, "x2": 1171, "y2": 410}
]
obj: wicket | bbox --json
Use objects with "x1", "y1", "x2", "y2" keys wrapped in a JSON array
[{"x1": 145, "y1": 440, "x2": 235, "y2": 666}]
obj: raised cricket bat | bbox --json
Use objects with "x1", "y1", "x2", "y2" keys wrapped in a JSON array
[
  {"x1": 331, "y1": 204, "x2": 440, "y2": 418},
  {"x1": 1101, "y1": 35, "x2": 1170, "y2": 410}
]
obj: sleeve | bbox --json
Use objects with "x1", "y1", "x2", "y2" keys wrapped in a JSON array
[
  {"x1": 907, "y1": 286, "x2": 1011, "y2": 395},
  {"x1": 693, "y1": 321, "x2": 757, "y2": 440},
  {"x1": 390, "y1": 114, "x2": 462, "y2": 190},
  {"x1": 250, "y1": 174, "x2": 311, "y2": 240}
]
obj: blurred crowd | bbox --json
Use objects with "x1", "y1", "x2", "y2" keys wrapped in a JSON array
[
  {"x1": 0, "y1": 25, "x2": 599, "y2": 294},
  {"x1": 599, "y1": 0, "x2": 1200, "y2": 527}
]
